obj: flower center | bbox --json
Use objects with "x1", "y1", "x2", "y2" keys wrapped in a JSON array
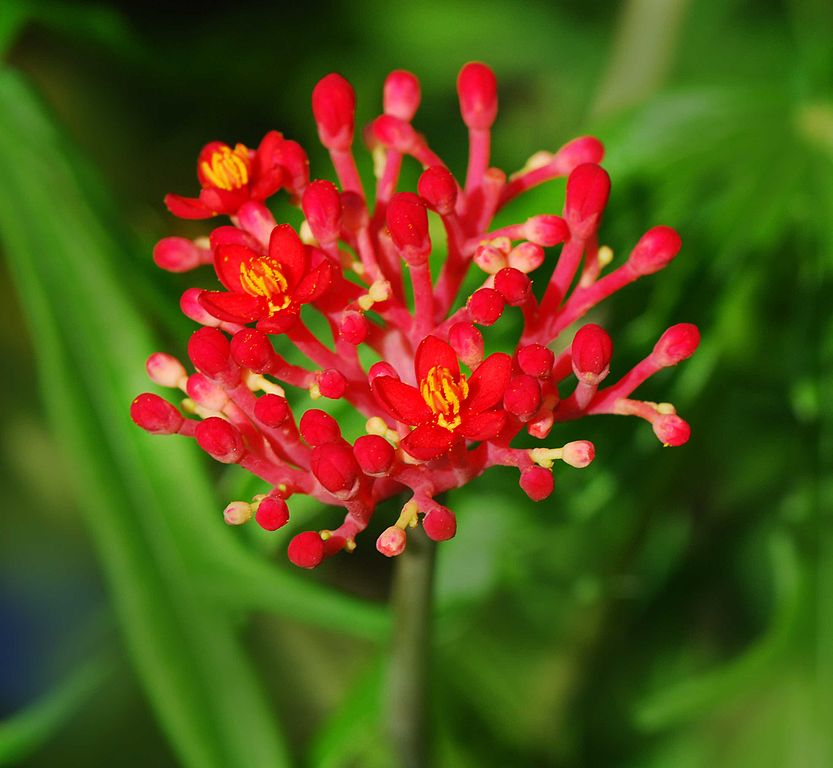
[
  {"x1": 239, "y1": 258, "x2": 291, "y2": 314},
  {"x1": 420, "y1": 366, "x2": 468, "y2": 430},
  {"x1": 200, "y1": 144, "x2": 251, "y2": 190}
]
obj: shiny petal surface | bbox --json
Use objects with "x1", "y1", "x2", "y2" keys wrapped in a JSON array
[{"x1": 372, "y1": 377, "x2": 432, "y2": 425}]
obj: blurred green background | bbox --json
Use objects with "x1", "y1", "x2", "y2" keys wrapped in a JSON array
[{"x1": 0, "y1": 0, "x2": 830, "y2": 766}]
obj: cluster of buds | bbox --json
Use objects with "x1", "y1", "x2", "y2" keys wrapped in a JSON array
[{"x1": 132, "y1": 64, "x2": 699, "y2": 568}]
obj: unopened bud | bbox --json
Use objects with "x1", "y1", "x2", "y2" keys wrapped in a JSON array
[
  {"x1": 525, "y1": 215, "x2": 568, "y2": 247},
  {"x1": 418, "y1": 166, "x2": 457, "y2": 215},
  {"x1": 255, "y1": 496, "x2": 289, "y2": 531},
  {"x1": 254, "y1": 393, "x2": 290, "y2": 427},
  {"x1": 376, "y1": 526, "x2": 407, "y2": 557},
  {"x1": 186, "y1": 373, "x2": 227, "y2": 411},
  {"x1": 561, "y1": 440, "x2": 595, "y2": 468},
  {"x1": 628, "y1": 226, "x2": 682, "y2": 276},
  {"x1": 302, "y1": 180, "x2": 342, "y2": 246},
  {"x1": 340, "y1": 311, "x2": 369, "y2": 344},
  {"x1": 457, "y1": 62, "x2": 498, "y2": 130},
  {"x1": 653, "y1": 414, "x2": 691, "y2": 446},
  {"x1": 310, "y1": 443, "x2": 361, "y2": 498},
  {"x1": 504, "y1": 374, "x2": 542, "y2": 421},
  {"x1": 317, "y1": 369, "x2": 348, "y2": 399},
  {"x1": 195, "y1": 417, "x2": 244, "y2": 463},
  {"x1": 230, "y1": 328, "x2": 275, "y2": 373},
  {"x1": 299, "y1": 409, "x2": 341, "y2": 446},
  {"x1": 551, "y1": 136, "x2": 605, "y2": 175},
  {"x1": 188, "y1": 327, "x2": 232, "y2": 377},
  {"x1": 564, "y1": 163, "x2": 611, "y2": 238},
  {"x1": 571, "y1": 324, "x2": 613, "y2": 383},
  {"x1": 494, "y1": 267, "x2": 531, "y2": 306},
  {"x1": 473, "y1": 244, "x2": 507, "y2": 274},
  {"x1": 519, "y1": 466, "x2": 554, "y2": 501},
  {"x1": 146, "y1": 353, "x2": 187, "y2": 388},
  {"x1": 224, "y1": 501, "x2": 252, "y2": 525},
  {"x1": 652, "y1": 323, "x2": 700, "y2": 367},
  {"x1": 288, "y1": 531, "x2": 325, "y2": 569},
  {"x1": 153, "y1": 237, "x2": 205, "y2": 272},
  {"x1": 312, "y1": 73, "x2": 356, "y2": 150},
  {"x1": 508, "y1": 242, "x2": 545, "y2": 273},
  {"x1": 180, "y1": 287, "x2": 221, "y2": 328},
  {"x1": 467, "y1": 287, "x2": 504, "y2": 325},
  {"x1": 422, "y1": 504, "x2": 457, "y2": 541},
  {"x1": 384, "y1": 69, "x2": 421, "y2": 121},
  {"x1": 386, "y1": 192, "x2": 430, "y2": 263},
  {"x1": 353, "y1": 434, "x2": 395, "y2": 476},
  {"x1": 131, "y1": 393, "x2": 184, "y2": 435},
  {"x1": 448, "y1": 322, "x2": 484, "y2": 368},
  {"x1": 517, "y1": 344, "x2": 554, "y2": 379}
]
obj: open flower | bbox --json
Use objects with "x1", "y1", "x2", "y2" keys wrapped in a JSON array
[
  {"x1": 199, "y1": 223, "x2": 333, "y2": 332},
  {"x1": 372, "y1": 336, "x2": 511, "y2": 460}
]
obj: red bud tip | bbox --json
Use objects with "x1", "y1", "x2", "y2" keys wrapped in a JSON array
[
  {"x1": 339, "y1": 311, "x2": 369, "y2": 344},
  {"x1": 417, "y1": 166, "x2": 457, "y2": 215},
  {"x1": 376, "y1": 526, "x2": 407, "y2": 557},
  {"x1": 494, "y1": 267, "x2": 531, "y2": 306},
  {"x1": 628, "y1": 226, "x2": 682, "y2": 276},
  {"x1": 448, "y1": 322, "x2": 484, "y2": 368},
  {"x1": 652, "y1": 323, "x2": 700, "y2": 367},
  {"x1": 551, "y1": 136, "x2": 605, "y2": 175},
  {"x1": 153, "y1": 237, "x2": 204, "y2": 272},
  {"x1": 564, "y1": 163, "x2": 611, "y2": 236},
  {"x1": 146, "y1": 352, "x2": 186, "y2": 388},
  {"x1": 131, "y1": 393, "x2": 184, "y2": 435},
  {"x1": 310, "y1": 443, "x2": 361, "y2": 497},
  {"x1": 457, "y1": 62, "x2": 498, "y2": 130},
  {"x1": 369, "y1": 115, "x2": 419, "y2": 153},
  {"x1": 504, "y1": 374, "x2": 542, "y2": 421},
  {"x1": 188, "y1": 327, "x2": 232, "y2": 377},
  {"x1": 473, "y1": 244, "x2": 508, "y2": 274},
  {"x1": 195, "y1": 417, "x2": 245, "y2": 463},
  {"x1": 299, "y1": 409, "x2": 341, "y2": 446},
  {"x1": 186, "y1": 373, "x2": 227, "y2": 411},
  {"x1": 467, "y1": 287, "x2": 504, "y2": 326},
  {"x1": 223, "y1": 501, "x2": 252, "y2": 525},
  {"x1": 288, "y1": 531, "x2": 325, "y2": 569},
  {"x1": 653, "y1": 414, "x2": 691, "y2": 446},
  {"x1": 508, "y1": 242, "x2": 545, "y2": 274},
  {"x1": 517, "y1": 344, "x2": 554, "y2": 379},
  {"x1": 561, "y1": 440, "x2": 595, "y2": 468},
  {"x1": 255, "y1": 496, "x2": 290, "y2": 531},
  {"x1": 312, "y1": 73, "x2": 356, "y2": 151},
  {"x1": 353, "y1": 434, "x2": 395, "y2": 475},
  {"x1": 571, "y1": 324, "x2": 613, "y2": 382},
  {"x1": 368, "y1": 361, "x2": 399, "y2": 383},
  {"x1": 525, "y1": 215, "x2": 569, "y2": 247},
  {"x1": 254, "y1": 393, "x2": 290, "y2": 427},
  {"x1": 520, "y1": 466, "x2": 554, "y2": 501},
  {"x1": 422, "y1": 504, "x2": 457, "y2": 541},
  {"x1": 386, "y1": 192, "x2": 430, "y2": 262},
  {"x1": 384, "y1": 70, "x2": 421, "y2": 121},
  {"x1": 230, "y1": 328, "x2": 275, "y2": 373},
  {"x1": 318, "y1": 369, "x2": 348, "y2": 399},
  {"x1": 301, "y1": 180, "x2": 342, "y2": 246}
]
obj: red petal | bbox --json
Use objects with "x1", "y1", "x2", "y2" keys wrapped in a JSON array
[
  {"x1": 295, "y1": 259, "x2": 333, "y2": 303},
  {"x1": 268, "y1": 224, "x2": 307, "y2": 288},
  {"x1": 459, "y1": 409, "x2": 506, "y2": 441},
  {"x1": 164, "y1": 193, "x2": 214, "y2": 220},
  {"x1": 401, "y1": 424, "x2": 456, "y2": 461},
  {"x1": 256, "y1": 308, "x2": 299, "y2": 334},
  {"x1": 199, "y1": 187, "x2": 247, "y2": 215},
  {"x1": 251, "y1": 166, "x2": 285, "y2": 200},
  {"x1": 415, "y1": 335, "x2": 459, "y2": 382},
  {"x1": 199, "y1": 291, "x2": 267, "y2": 323},
  {"x1": 465, "y1": 352, "x2": 512, "y2": 414},
  {"x1": 209, "y1": 225, "x2": 262, "y2": 252},
  {"x1": 372, "y1": 377, "x2": 432, "y2": 425},
  {"x1": 214, "y1": 243, "x2": 258, "y2": 291}
]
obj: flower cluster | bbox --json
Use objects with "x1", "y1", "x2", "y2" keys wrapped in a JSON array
[{"x1": 132, "y1": 64, "x2": 699, "y2": 568}]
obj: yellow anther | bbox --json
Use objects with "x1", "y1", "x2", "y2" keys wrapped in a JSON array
[
  {"x1": 200, "y1": 144, "x2": 251, "y2": 190},
  {"x1": 366, "y1": 417, "x2": 388, "y2": 435},
  {"x1": 420, "y1": 366, "x2": 468, "y2": 431},
  {"x1": 320, "y1": 529, "x2": 332, "y2": 541},
  {"x1": 529, "y1": 447, "x2": 563, "y2": 469},
  {"x1": 299, "y1": 220, "x2": 316, "y2": 244},
  {"x1": 395, "y1": 501, "x2": 420, "y2": 530},
  {"x1": 239, "y1": 259, "x2": 291, "y2": 314},
  {"x1": 243, "y1": 370, "x2": 285, "y2": 397},
  {"x1": 344, "y1": 538, "x2": 357, "y2": 553},
  {"x1": 309, "y1": 381, "x2": 322, "y2": 400},
  {"x1": 656, "y1": 402, "x2": 677, "y2": 415},
  {"x1": 598, "y1": 245, "x2": 614, "y2": 268}
]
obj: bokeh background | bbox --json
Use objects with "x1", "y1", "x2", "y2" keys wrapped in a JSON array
[{"x1": 1, "y1": 0, "x2": 831, "y2": 766}]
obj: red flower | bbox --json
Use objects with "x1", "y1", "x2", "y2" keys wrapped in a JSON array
[
  {"x1": 199, "y1": 223, "x2": 333, "y2": 332},
  {"x1": 372, "y1": 336, "x2": 511, "y2": 461},
  {"x1": 164, "y1": 131, "x2": 308, "y2": 219}
]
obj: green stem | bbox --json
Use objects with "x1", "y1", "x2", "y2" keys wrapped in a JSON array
[{"x1": 386, "y1": 526, "x2": 436, "y2": 768}]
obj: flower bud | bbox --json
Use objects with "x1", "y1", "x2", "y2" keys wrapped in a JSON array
[
  {"x1": 195, "y1": 417, "x2": 244, "y2": 463},
  {"x1": 653, "y1": 414, "x2": 691, "y2": 446},
  {"x1": 551, "y1": 136, "x2": 605, "y2": 175},
  {"x1": 504, "y1": 374, "x2": 542, "y2": 421},
  {"x1": 652, "y1": 323, "x2": 700, "y2": 367},
  {"x1": 517, "y1": 344, "x2": 554, "y2": 379},
  {"x1": 628, "y1": 226, "x2": 682, "y2": 276},
  {"x1": 288, "y1": 531, "x2": 325, "y2": 569},
  {"x1": 131, "y1": 393, "x2": 184, "y2": 435},
  {"x1": 457, "y1": 62, "x2": 498, "y2": 130},
  {"x1": 368, "y1": 361, "x2": 399, "y2": 383},
  {"x1": 230, "y1": 328, "x2": 275, "y2": 373},
  {"x1": 223, "y1": 501, "x2": 252, "y2": 525},
  {"x1": 386, "y1": 192, "x2": 430, "y2": 263},
  {"x1": 255, "y1": 496, "x2": 290, "y2": 531},
  {"x1": 299, "y1": 409, "x2": 341, "y2": 446},
  {"x1": 353, "y1": 434, "x2": 395, "y2": 476},
  {"x1": 448, "y1": 322, "x2": 484, "y2": 368},
  {"x1": 473, "y1": 244, "x2": 507, "y2": 274},
  {"x1": 236, "y1": 201, "x2": 277, "y2": 244},
  {"x1": 422, "y1": 504, "x2": 457, "y2": 541},
  {"x1": 369, "y1": 115, "x2": 419, "y2": 153},
  {"x1": 188, "y1": 327, "x2": 231, "y2": 377},
  {"x1": 494, "y1": 267, "x2": 531, "y2": 306},
  {"x1": 310, "y1": 443, "x2": 361, "y2": 498},
  {"x1": 384, "y1": 70, "x2": 421, "y2": 121},
  {"x1": 186, "y1": 373, "x2": 227, "y2": 411},
  {"x1": 524, "y1": 215, "x2": 568, "y2": 247},
  {"x1": 302, "y1": 180, "x2": 342, "y2": 246},
  {"x1": 564, "y1": 163, "x2": 611, "y2": 237},
  {"x1": 508, "y1": 242, "x2": 545, "y2": 273},
  {"x1": 340, "y1": 191, "x2": 368, "y2": 233},
  {"x1": 571, "y1": 324, "x2": 613, "y2": 383},
  {"x1": 311, "y1": 73, "x2": 356, "y2": 150},
  {"x1": 467, "y1": 287, "x2": 504, "y2": 325},
  {"x1": 376, "y1": 526, "x2": 407, "y2": 557},
  {"x1": 153, "y1": 237, "x2": 205, "y2": 272},
  {"x1": 254, "y1": 393, "x2": 290, "y2": 427},
  {"x1": 417, "y1": 166, "x2": 457, "y2": 215},
  {"x1": 520, "y1": 466, "x2": 554, "y2": 501},
  {"x1": 275, "y1": 139, "x2": 310, "y2": 194},
  {"x1": 317, "y1": 369, "x2": 348, "y2": 399},
  {"x1": 146, "y1": 353, "x2": 186, "y2": 388},
  {"x1": 339, "y1": 311, "x2": 369, "y2": 344},
  {"x1": 180, "y1": 287, "x2": 221, "y2": 328},
  {"x1": 561, "y1": 440, "x2": 595, "y2": 468}
]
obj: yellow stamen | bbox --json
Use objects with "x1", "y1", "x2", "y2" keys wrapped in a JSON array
[
  {"x1": 239, "y1": 259, "x2": 291, "y2": 314},
  {"x1": 200, "y1": 144, "x2": 251, "y2": 190},
  {"x1": 420, "y1": 365, "x2": 468, "y2": 431}
]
